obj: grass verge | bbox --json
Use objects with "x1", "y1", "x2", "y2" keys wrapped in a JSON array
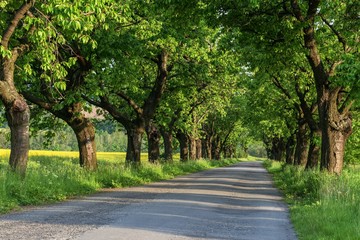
[
  {"x1": 264, "y1": 160, "x2": 360, "y2": 240},
  {"x1": 0, "y1": 153, "x2": 242, "y2": 214}
]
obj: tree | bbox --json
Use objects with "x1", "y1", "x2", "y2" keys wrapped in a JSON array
[
  {"x1": 12, "y1": 0, "x2": 126, "y2": 170},
  {"x1": 200, "y1": 0, "x2": 359, "y2": 173},
  {"x1": 0, "y1": 0, "x2": 130, "y2": 173},
  {"x1": 0, "y1": 1, "x2": 34, "y2": 176}
]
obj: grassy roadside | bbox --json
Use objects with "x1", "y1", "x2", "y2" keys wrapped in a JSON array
[
  {"x1": 264, "y1": 160, "x2": 360, "y2": 240},
  {"x1": 0, "y1": 151, "x2": 242, "y2": 214}
]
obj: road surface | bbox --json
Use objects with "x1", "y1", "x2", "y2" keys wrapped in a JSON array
[{"x1": 0, "y1": 161, "x2": 297, "y2": 240}]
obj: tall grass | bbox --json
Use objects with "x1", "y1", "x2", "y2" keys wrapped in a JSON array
[
  {"x1": 264, "y1": 160, "x2": 360, "y2": 240},
  {"x1": 0, "y1": 150, "x2": 242, "y2": 214}
]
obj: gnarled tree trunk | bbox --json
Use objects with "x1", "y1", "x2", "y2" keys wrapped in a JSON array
[
  {"x1": 0, "y1": 1, "x2": 34, "y2": 176},
  {"x1": 69, "y1": 117, "x2": 97, "y2": 170},
  {"x1": 196, "y1": 139, "x2": 202, "y2": 160},
  {"x1": 5, "y1": 97, "x2": 30, "y2": 176},
  {"x1": 126, "y1": 125, "x2": 144, "y2": 165},
  {"x1": 285, "y1": 135, "x2": 296, "y2": 165},
  {"x1": 146, "y1": 122, "x2": 161, "y2": 163},
  {"x1": 320, "y1": 87, "x2": 352, "y2": 173},
  {"x1": 176, "y1": 130, "x2": 189, "y2": 161},
  {"x1": 202, "y1": 136, "x2": 212, "y2": 159},
  {"x1": 1, "y1": 59, "x2": 30, "y2": 176},
  {"x1": 306, "y1": 130, "x2": 321, "y2": 169},
  {"x1": 294, "y1": 122, "x2": 309, "y2": 166},
  {"x1": 160, "y1": 128, "x2": 173, "y2": 162},
  {"x1": 212, "y1": 136, "x2": 221, "y2": 160},
  {"x1": 189, "y1": 136, "x2": 197, "y2": 160}
]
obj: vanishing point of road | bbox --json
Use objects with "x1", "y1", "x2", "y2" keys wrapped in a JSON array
[{"x1": 0, "y1": 161, "x2": 297, "y2": 240}]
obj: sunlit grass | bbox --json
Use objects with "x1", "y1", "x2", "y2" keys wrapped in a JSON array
[
  {"x1": 0, "y1": 149, "x2": 241, "y2": 214},
  {"x1": 264, "y1": 160, "x2": 360, "y2": 240}
]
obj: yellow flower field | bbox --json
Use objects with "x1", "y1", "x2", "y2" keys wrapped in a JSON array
[{"x1": 0, "y1": 149, "x2": 149, "y2": 163}]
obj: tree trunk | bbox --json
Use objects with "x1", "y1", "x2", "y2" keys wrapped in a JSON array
[
  {"x1": 294, "y1": 122, "x2": 309, "y2": 166},
  {"x1": 5, "y1": 97, "x2": 30, "y2": 176},
  {"x1": 126, "y1": 126, "x2": 144, "y2": 165},
  {"x1": 224, "y1": 145, "x2": 235, "y2": 158},
  {"x1": 212, "y1": 136, "x2": 221, "y2": 160},
  {"x1": 160, "y1": 128, "x2": 173, "y2": 162},
  {"x1": 176, "y1": 130, "x2": 189, "y2": 161},
  {"x1": 69, "y1": 118, "x2": 97, "y2": 170},
  {"x1": 319, "y1": 88, "x2": 352, "y2": 174},
  {"x1": 270, "y1": 137, "x2": 285, "y2": 161},
  {"x1": 202, "y1": 136, "x2": 212, "y2": 159},
  {"x1": 189, "y1": 136, "x2": 197, "y2": 160},
  {"x1": 297, "y1": 4, "x2": 353, "y2": 174},
  {"x1": 0, "y1": 0, "x2": 33, "y2": 177},
  {"x1": 146, "y1": 122, "x2": 161, "y2": 163},
  {"x1": 285, "y1": 136, "x2": 295, "y2": 165},
  {"x1": 305, "y1": 130, "x2": 321, "y2": 169},
  {"x1": 196, "y1": 139, "x2": 202, "y2": 160}
]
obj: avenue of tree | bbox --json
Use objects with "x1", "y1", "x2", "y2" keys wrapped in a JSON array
[{"x1": 0, "y1": 0, "x2": 359, "y2": 176}]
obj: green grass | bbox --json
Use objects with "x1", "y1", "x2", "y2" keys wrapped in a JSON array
[
  {"x1": 264, "y1": 160, "x2": 360, "y2": 240},
  {"x1": 0, "y1": 151, "x2": 242, "y2": 214}
]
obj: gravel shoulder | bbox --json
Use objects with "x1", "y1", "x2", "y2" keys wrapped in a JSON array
[{"x1": 0, "y1": 161, "x2": 297, "y2": 240}]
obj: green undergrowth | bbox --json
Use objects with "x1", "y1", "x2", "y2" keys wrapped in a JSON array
[
  {"x1": 264, "y1": 160, "x2": 360, "y2": 240},
  {"x1": 0, "y1": 156, "x2": 242, "y2": 214}
]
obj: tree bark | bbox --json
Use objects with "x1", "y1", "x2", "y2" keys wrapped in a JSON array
[
  {"x1": 189, "y1": 136, "x2": 197, "y2": 160},
  {"x1": 320, "y1": 88, "x2": 352, "y2": 173},
  {"x1": 196, "y1": 139, "x2": 202, "y2": 160},
  {"x1": 160, "y1": 128, "x2": 173, "y2": 162},
  {"x1": 69, "y1": 118, "x2": 97, "y2": 170},
  {"x1": 126, "y1": 125, "x2": 144, "y2": 165},
  {"x1": 271, "y1": 137, "x2": 286, "y2": 162},
  {"x1": 294, "y1": 122, "x2": 309, "y2": 166},
  {"x1": 0, "y1": 1, "x2": 34, "y2": 176},
  {"x1": 291, "y1": 1, "x2": 353, "y2": 174},
  {"x1": 212, "y1": 136, "x2": 221, "y2": 160},
  {"x1": 285, "y1": 136, "x2": 296, "y2": 165},
  {"x1": 202, "y1": 135, "x2": 212, "y2": 159},
  {"x1": 305, "y1": 134, "x2": 320, "y2": 169},
  {"x1": 5, "y1": 97, "x2": 30, "y2": 176},
  {"x1": 176, "y1": 130, "x2": 189, "y2": 161},
  {"x1": 146, "y1": 122, "x2": 161, "y2": 163}
]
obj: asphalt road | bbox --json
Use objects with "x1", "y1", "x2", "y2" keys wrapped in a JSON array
[{"x1": 0, "y1": 161, "x2": 297, "y2": 240}]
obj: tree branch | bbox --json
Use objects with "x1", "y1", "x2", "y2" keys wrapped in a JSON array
[
  {"x1": 290, "y1": 0, "x2": 304, "y2": 21},
  {"x1": 320, "y1": 15, "x2": 350, "y2": 52},
  {"x1": 1, "y1": 1, "x2": 34, "y2": 49},
  {"x1": 22, "y1": 92, "x2": 54, "y2": 111},
  {"x1": 328, "y1": 60, "x2": 343, "y2": 77},
  {"x1": 116, "y1": 91, "x2": 143, "y2": 116},
  {"x1": 270, "y1": 75, "x2": 292, "y2": 100}
]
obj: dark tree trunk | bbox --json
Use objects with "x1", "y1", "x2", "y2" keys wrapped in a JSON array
[
  {"x1": 160, "y1": 128, "x2": 173, "y2": 162},
  {"x1": 69, "y1": 118, "x2": 97, "y2": 170},
  {"x1": 212, "y1": 136, "x2": 221, "y2": 160},
  {"x1": 189, "y1": 136, "x2": 197, "y2": 160},
  {"x1": 306, "y1": 131, "x2": 321, "y2": 169},
  {"x1": 294, "y1": 122, "x2": 309, "y2": 166},
  {"x1": 196, "y1": 139, "x2": 202, "y2": 160},
  {"x1": 202, "y1": 136, "x2": 212, "y2": 159},
  {"x1": 126, "y1": 126, "x2": 144, "y2": 165},
  {"x1": 146, "y1": 122, "x2": 161, "y2": 163},
  {"x1": 285, "y1": 136, "x2": 296, "y2": 165},
  {"x1": 5, "y1": 98, "x2": 30, "y2": 176},
  {"x1": 224, "y1": 145, "x2": 235, "y2": 158},
  {"x1": 269, "y1": 137, "x2": 286, "y2": 161},
  {"x1": 176, "y1": 130, "x2": 189, "y2": 161}
]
